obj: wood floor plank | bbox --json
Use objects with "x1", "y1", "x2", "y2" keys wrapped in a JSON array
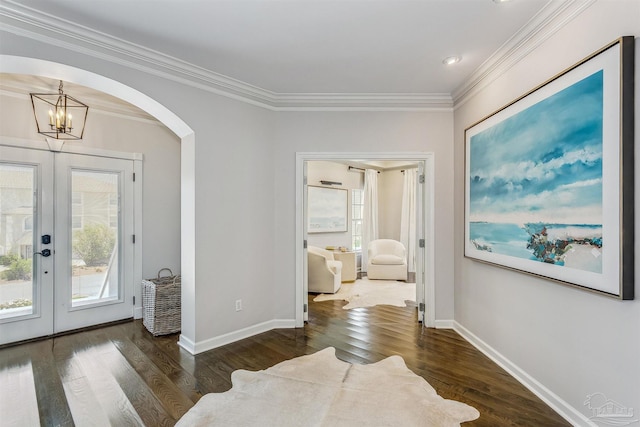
[
  {"x1": 107, "y1": 324, "x2": 203, "y2": 403},
  {"x1": 58, "y1": 371, "x2": 112, "y2": 426},
  {"x1": 0, "y1": 355, "x2": 40, "y2": 427},
  {"x1": 125, "y1": 322, "x2": 231, "y2": 396},
  {"x1": 51, "y1": 333, "x2": 112, "y2": 426},
  {"x1": 29, "y1": 340, "x2": 74, "y2": 427},
  {"x1": 67, "y1": 335, "x2": 146, "y2": 426},
  {"x1": 87, "y1": 332, "x2": 179, "y2": 427},
  {"x1": 108, "y1": 334, "x2": 196, "y2": 420}
]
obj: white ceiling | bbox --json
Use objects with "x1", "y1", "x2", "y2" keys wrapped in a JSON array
[{"x1": 5, "y1": 0, "x2": 552, "y2": 96}]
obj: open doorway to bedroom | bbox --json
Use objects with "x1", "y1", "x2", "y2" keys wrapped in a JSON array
[{"x1": 295, "y1": 152, "x2": 436, "y2": 329}]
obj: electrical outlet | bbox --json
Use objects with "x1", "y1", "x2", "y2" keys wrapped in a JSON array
[{"x1": 235, "y1": 299, "x2": 242, "y2": 312}]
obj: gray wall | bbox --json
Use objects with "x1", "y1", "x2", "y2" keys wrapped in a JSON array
[
  {"x1": 453, "y1": 1, "x2": 640, "y2": 420},
  {"x1": 273, "y1": 111, "x2": 455, "y2": 320}
]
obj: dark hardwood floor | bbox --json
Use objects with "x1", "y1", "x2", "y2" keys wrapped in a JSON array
[{"x1": 0, "y1": 297, "x2": 570, "y2": 426}]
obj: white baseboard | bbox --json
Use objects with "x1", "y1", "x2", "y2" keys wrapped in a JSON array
[
  {"x1": 453, "y1": 321, "x2": 595, "y2": 427},
  {"x1": 434, "y1": 319, "x2": 454, "y2": 329},
  {"x1": 177, "y1": 334, "x2": 196, "y2": 354},
  {"x1": 134, "y1": 307, "x2": 143, "y2": 319},
  {"x1": 180, "y1": 319, "x2": 297, "y2": 355}
]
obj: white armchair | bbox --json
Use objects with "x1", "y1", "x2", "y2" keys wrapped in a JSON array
[
  {"x1": 308, "y1": 246, "x2": 342, "y2": 293},
  {"x1": 366, "y1": 239, "x2": 408, "y2": 281}
]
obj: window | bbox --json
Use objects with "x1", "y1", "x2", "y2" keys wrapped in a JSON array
[
  {"x1": 20, "y1": 244, "x2": 33, "y2": 260},
  {"x1": 72, "y1": 192, "x2": 82, "y2": 205},
  {"x1": 72, "y1": 192, "x2": 83, "y2": 229},
  {"x1": 351, "y1": 189, "x2": 363, "y2": 251},
  {"x1": 109, "y1": 193, "x2": 118, "y2": 228},
  {"x1": 23, "y1": 216, "x2": 33, "y2": 231}
]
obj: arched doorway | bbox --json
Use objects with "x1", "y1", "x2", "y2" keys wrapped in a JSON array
[{"x1": 0, "y1": 56, "x2": 197, "y2": 347}]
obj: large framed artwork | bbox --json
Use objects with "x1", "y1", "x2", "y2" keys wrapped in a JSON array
[
  {"x1": 308, "y1": 186, "x2": 348, "y2": 233},
  {"x1": 464, "y1": 37, "x2": 634, "y2": 299}
]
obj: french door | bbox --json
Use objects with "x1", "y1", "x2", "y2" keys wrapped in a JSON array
[{"x1": 0, "y1": 146, "x2": 135, "y2": 345}]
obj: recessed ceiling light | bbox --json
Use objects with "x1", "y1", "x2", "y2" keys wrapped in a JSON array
[{"x1": 442, "y1": 56, "x2": 461, "y2": 65}]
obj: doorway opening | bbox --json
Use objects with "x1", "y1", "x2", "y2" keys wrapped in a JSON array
[
  {"x1": 0, "y1": 145, "x2": 139, "y2": 345},
  {"x1": 295, "y1": 152, "x2": 436, "y2": 328}
]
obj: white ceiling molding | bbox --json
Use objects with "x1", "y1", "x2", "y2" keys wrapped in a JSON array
[
  {"x1": 271, "y1": 92, "x2": 453, "y2": 111},
  {"x1": 452, "y1": 0, "x2": 596, "y2": 108},
  {"x1": 0, "y1": 0, "x2": 592, "y2": 111}
]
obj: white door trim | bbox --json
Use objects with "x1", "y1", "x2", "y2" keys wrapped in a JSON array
[
  {"x1": 0, "y1": 137, "x2": 142, "y2": 161},
  {"x1": 295, "y1": 152, "x2": 436, "y2": 327}
]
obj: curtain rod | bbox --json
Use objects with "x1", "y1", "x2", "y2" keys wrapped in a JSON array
[{"x1": 348, "y1": 166, "x2": 379, "y2": 173}]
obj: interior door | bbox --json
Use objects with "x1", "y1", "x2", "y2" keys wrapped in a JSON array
[
  {"x1": 416, "y1": 161, "x2": 426, "y2": 323},
  {"x1": 302, "y1": 160, "x2": 309, "y2": 322},
  {"x1": 0, "y1": 146, "x2": 135, "y2": 345},
  {"x1": 0, "y1": 146, "x2": 54, "y2": 344}
]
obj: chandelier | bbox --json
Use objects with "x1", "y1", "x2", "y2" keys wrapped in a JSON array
[{"x1": 30, "y1": 80, "x2": 89, "y2": 140}]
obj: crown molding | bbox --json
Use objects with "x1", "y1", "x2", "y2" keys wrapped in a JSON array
[
  {"x1": 271, "y1": 92, "x2": 453, "y2": 111},
  {"x1": 451, "y1": 0, "x2": 596, "y2": 108},
  {"x1": 0, "y1": 0, "x2": 592, "y2": 111}
]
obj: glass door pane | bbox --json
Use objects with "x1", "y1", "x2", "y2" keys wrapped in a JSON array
[
  {"x1": 0, "y1": 147, "x2": 134, "y2": 344},
  {"x1": 54, "y1": 152, "x2": 134, "y2": 333},
  {"x1": 70, "y1": 170, "x2": 120, "y2": 307},
  {"x1": 0, "y1": 145, "x2": 54, "y2": 345},
  {"x1": 0, "y1": 164, "x2": 36, "y2": 319}
]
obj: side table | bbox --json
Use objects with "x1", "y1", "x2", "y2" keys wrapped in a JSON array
[{"x1": 333, "y1": 251, "x2": 357, "y2": 282}]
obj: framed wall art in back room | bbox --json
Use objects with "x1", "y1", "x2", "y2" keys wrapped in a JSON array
[
  {"x1": 308, "y1": 186, "x2": 348, "y2": 233},
  {"x1": 464, "y1": 37, "x2": 634, "y2": 299}
]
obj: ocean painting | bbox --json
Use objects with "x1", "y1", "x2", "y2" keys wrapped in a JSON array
[{"x1": 467, "y1": 70, "x2": 604, "y2": 274}]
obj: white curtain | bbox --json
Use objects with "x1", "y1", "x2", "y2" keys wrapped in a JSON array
[
  {"x1": 400, "y1": 168, "x2": 417, "y2": 273},
  {"x1": 361, "y1": 169, "x2": 379, "y2": 272}
]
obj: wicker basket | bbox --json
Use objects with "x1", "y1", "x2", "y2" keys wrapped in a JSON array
[{"x1": 142, "y1": 268, "x2": 181, "y2": 336}]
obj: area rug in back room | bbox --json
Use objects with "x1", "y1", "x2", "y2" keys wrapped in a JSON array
[{"x1": 313, "y1": 278, "x2": 415, "y2": 309}]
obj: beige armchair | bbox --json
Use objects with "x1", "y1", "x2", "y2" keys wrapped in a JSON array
[
  {"x1": 308, "y1": 246, "x2": 342, "y2": 293},
  {"x1": 366, "y1": 239, "x2": 408, "y2": 281}
]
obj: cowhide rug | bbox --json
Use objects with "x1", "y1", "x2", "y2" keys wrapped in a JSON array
[
  {"x1": 177, "y1": 347, "x2": 480, "y2": 426},
  {"x1": 313, "y1": 278, "x2": 415, "y2": 309}
]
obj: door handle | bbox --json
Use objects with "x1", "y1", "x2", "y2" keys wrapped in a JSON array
[{"x1": 35, "y1": 249, "x2": 51, "y2": 257}]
